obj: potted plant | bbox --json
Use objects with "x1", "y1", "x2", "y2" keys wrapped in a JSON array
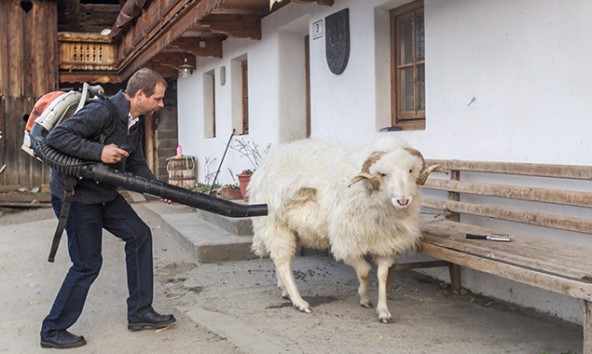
[
  {"x1": 236, "y1": 169, "x2": 254, "y2": 201},
  {"x1": 217, "y1": 183, "x2": 242, "y2": 200}
]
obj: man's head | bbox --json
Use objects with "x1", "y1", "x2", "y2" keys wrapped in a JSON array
[{"x1": 126, "y1": 68, "x2": 167, "y2": 117}]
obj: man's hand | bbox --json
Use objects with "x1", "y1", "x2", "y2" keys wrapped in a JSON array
[
  {"x1": 160, "y1": 198, "x2": 176, "y2": 205},
  {"x1": 101, "y1": 144, "x2": 129, "y2": 164}
]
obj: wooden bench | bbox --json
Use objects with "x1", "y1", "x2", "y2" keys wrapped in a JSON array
[{"x1": 391, "y1": 159, "x2": 592, "y2": 353}]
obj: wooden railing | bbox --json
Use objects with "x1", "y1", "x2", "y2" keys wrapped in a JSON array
[{"x1": 58, "y1": 32, "x2": 117, "y2": 72}]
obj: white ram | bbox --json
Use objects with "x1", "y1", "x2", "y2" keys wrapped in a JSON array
[{"x1": 249, "y1": 138, "x2": 445, "y2": 323}]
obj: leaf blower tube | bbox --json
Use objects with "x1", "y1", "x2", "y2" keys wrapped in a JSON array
[{"x1": 30, "y1": 126, "x2": 268, "y2": 218}]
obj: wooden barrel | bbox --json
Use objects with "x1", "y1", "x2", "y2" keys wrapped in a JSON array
[{"x1": 166, "y1": 156, "x2": 197, "y2": 188}]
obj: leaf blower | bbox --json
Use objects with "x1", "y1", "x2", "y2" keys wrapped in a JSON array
[{"x1": 22, "y1": 83, "x2": 268, "y2": 218}]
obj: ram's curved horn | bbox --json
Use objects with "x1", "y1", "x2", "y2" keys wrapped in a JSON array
[
  {"x1": 404, "y1": 148, "x2": 447, "y2": 185},
  {"x1": 349, "y1": 173, "x2": 381, "y2": 190},
  {"x1": 349, "y1": 151, "x2": 386, "y2": 190},
  {"x1": 416, "y1": 164, "x2": 448, "y2": 185}
]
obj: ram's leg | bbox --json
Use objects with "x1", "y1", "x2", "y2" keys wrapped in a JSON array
[
  {"x1": 277, "y1": 276, "x2": 288, "y2": 299},
  {"x1": 375, "y1": 256, "x2": 395, "y2": 323},
  {"x1": 343, "y1": 256, "x2": 373, "y2": 308},
  {"x1": 268, "y1": 225, "x2": 311, "y2": 313},
  {"x1": 275, "y1": 260, "x2": 311, "y2": 313}
]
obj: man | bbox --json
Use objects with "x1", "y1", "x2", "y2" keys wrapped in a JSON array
[{"x1": 40, "y1": 68, "x2": 175, "y2": 349}]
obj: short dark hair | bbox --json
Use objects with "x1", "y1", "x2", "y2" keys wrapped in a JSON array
[{"x1": 126, "y1": 68, "x2": 167, "y2": 97}]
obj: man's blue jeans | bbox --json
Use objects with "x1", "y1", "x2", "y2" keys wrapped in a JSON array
[{"x1": 41, "y1": 193, "x2": 154, "y2": 335}]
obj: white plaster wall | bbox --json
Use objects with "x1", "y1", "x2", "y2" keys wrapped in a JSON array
[
  {"x1": 176, "y1": 0, "x2": 592, "y2": 324},
  {"x1": 409, "y1": 0, "x2": 592, "y2": 166}
]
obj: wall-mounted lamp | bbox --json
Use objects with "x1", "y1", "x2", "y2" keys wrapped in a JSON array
[
  {"x1": 199, "y1": 39, "x2": 206, "y2": 48},
  {"x1": 178, "y1": 54, "x2": 194, "y2": 78}
]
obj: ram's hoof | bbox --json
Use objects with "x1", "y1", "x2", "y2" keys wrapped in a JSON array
[
  {"x1": 295, "y1": 305, "x2": 312, "y2": 313},
  {"x1": 293, "y1": 302, "x2": 312, "y2": 313},
  {"x1": 379, "y1": 316, "x2": 394, "y2": 324},
  {"x1": 378, "y1": 309, "x2": 393, "y2": 324}
]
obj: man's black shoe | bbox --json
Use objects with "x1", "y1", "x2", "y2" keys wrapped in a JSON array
[
  {"x1": 128, "y1": 309, "x2": 176, "y2": 331},
  {"x1": 40, "y1": 330, "x2": 86, "y2": 349}
]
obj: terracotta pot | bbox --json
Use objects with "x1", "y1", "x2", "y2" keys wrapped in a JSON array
[
  {"x1": 224, "y1": 188, "x2": 243, "y2": 200},
  {"x1": 237, "y1": 173, "x2": 252, "y2": 201}
]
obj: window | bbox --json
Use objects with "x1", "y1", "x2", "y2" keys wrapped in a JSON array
[
  {"x1": 390, "y1": 0, "x2": 425, "y2": 130},
  {"x1": 204, "y1": 70, "x2": 216, "y2": 138},
  {"x1": 241, "y1": 60, "x2": 249, "y2": 135},
  {"x1": 231, "y1": 55, "x2": 249, "y2": 135}
]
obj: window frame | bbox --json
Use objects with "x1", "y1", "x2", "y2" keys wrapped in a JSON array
[
  {"x1": 241, "y1": 59, "x2": 249, "y2": 135},
  {"x1": 390, "y1": 0, "x2": 425, "y2": 131},
  {"x1": 203, "y1": 70, "x2": 216, "y2": 138}
]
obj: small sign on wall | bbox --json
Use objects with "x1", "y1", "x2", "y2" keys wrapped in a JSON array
[{"x1": 312, "y1": 19, "x2": 323, "y2": 39}]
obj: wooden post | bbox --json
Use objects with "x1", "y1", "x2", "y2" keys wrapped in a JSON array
[
  {"x1": 447, "y1": 169, "x2": 462, "y2": 293},
  {"x1": 447, "y1": 169, "x2": 461, "y2": 222},
  {"x1": 449, "y1": 264, "x2": 462, "y2": 294},
  {"x1": 585, "y1": 300, "x2": 592, "y2": 354}
]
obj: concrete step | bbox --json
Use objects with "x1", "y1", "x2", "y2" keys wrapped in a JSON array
[
  {"x1": 138, "y1": 200, "x2": 257, "y2": 264},
  {"x1": 196, "y1": 209, "x2": 254, "y2": 236}
]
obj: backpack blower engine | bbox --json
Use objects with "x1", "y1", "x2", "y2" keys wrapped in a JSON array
[{"x1": 22, "y1": 83, "x2": 268, "y2": 218}]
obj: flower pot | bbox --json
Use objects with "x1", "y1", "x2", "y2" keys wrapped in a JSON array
[
  {"x1": 224, "y1": 188, "x2": 243, "y2": 200},
  {"x1": 237, "y1": 173, "x2": 252, "y2": 202}
]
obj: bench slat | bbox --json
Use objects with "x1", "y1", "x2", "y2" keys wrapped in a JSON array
[
  {"x1": 419, "y1": 242, "x2": 592, "y2": 302},
  {"x1": 423, "y1": 198, "x2": 592, "y2": 235},
  {"x1": 423, "y1": 179, "x2": 592, "y2": 208},
  {"x1": 420, "y1": 219, "x2": 592, "y2": 279},
  {"x1": 427, "y1": 159, "x2": 592, "y2": 180}
]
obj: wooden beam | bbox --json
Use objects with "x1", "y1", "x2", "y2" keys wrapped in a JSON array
[
  {"x1": 170, "y1": 37, "x2": 223, "y2": 58},
  {"x1": 423, "y1": 179, "x2": 592, "y2": 208},
  {"x1": 143, "y1": 62, "x2": 179, "y2": 79},
  {"x1": 427, "y1": 159, "x2": 592, "y2": 180},
  {"x1": 292, "y1": 0, "x2": 334, "y2": 5},
  {"x1": 422, "y1": 198, "x2": 592, "y2": 235},
  {"x1": 59, "y1": 72, "x2": 121, "y2": 84},
  {"x1": 201, "y1": 14, "x2": 262, "y2": 39},
  {"x1": 150, "y1": 52, "x2": 187, "y2": 69},
  {"x1": 211, "y1": 6, "x2": 267, "y2": 15},
  {"x1": 118, "y1": 0, "x2": 227, "y2": 81}
]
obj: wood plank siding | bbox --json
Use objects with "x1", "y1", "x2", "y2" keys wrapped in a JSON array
[{"x1": 0, "y1": 1, "x2": 58, "y2": 187}]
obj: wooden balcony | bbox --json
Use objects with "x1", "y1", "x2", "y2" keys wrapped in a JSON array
[
  {"x1": 57, "y1": 0, "x2": 334, "y2": 84},
  {"x1": 58, "y1": 32, "x2": 119, "y2": 83},
  {"x1": 58, "y1": 33, "x2": 116, "y2": 71}
]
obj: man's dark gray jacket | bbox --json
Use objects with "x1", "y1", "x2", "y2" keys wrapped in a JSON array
[{"x1": 46, "y1": 90, "x2": 155, "y2": 204}]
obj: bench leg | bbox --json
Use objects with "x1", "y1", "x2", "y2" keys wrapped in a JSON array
[
  {"x1": 585, "y1": 300, "x2": 592, "y2": 354},
  {"x1": 449, "y1": 264, "x2": 462, "y2": 295}
]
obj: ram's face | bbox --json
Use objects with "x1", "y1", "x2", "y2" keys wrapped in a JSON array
[{"x1": 369, "y1": 150, "x2": 423, "y2": 209}]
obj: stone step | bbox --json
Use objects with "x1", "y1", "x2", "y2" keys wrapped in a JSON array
[{"x1": 138, "y1": 201, "x2": 257, "y2": 264}]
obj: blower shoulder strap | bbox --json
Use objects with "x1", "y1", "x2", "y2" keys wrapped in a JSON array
[
  {"x1": 47, "y1": 98, "x2": 118, "y2": 263},
  {"x1": 90, "y1": 98, "x2": 118, "y2": 144}
]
